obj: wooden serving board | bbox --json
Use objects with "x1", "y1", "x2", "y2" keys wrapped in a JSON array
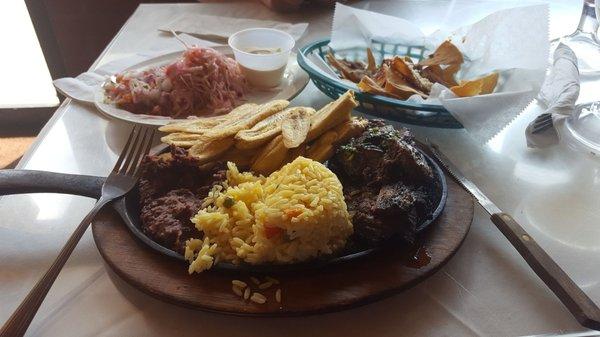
[{"x1": 91, "y1": 172, "x2": 473, "y2": 317}]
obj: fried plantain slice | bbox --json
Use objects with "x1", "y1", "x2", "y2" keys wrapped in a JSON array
[
  {"x1": 160, "y1": 132, "x2": 207, "y2": 148},
  {"x1": 250, "y1": 135, "x2": 289, "y2": 175},
  {"x1": 282, "y1": 143, "x2": 307, "y2": 165},
  {"x1": 418, "y1": 40, "x2": 464, "y2": 67},
  {"x1": 306, "y1": 91, "x2": 358, "y2": 142},
  {"x1": 306, "y1": 117, "x2": 368, "y2": 162},
  {"x1": 158, "y1": 103, "x2": 258, "y2": 134},
  {"x1": 219, "y1": 146, "x2": 259, "y2": 168},
  {"x1": 306, "y1": 130, "x2": 338, "y2": 162},
  {"x1": 158, "y1": 117, "x2": 222, "y2": 134},
  {"x1": 281, "y1": 107, "x2": 313, "y2": 149},
  {"x1": 235, "y1": 107, "x2": 314, "y2": 150},
  {"x1": 188, "y1": 136, "x2": 235, "y2": 163},
  {"x1": 204, "y1": 100, "x2": 289, "y2": 140},
  {"x1": 234, "y1": 108, "x2": 292, "y2": 150},
  {"x1": 332, "y1": 117, "x2": 369, "y2": 145}
]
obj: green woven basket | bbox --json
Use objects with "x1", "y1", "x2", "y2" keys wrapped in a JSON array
[{"x1": 297, "y1": 39, "x2": 462, "y2": 128}]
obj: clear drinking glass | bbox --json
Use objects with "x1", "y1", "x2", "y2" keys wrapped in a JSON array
[
  {"x1": 552, "y1": 0, "x2": 600, "y2": 153},
  {"x1": 551, "y1": 0, "x2": 600, "y2": 74}
]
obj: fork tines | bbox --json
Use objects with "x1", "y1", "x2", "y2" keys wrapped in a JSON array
[
  {"x1": 531, "y1": 113, "x2": 553, "y2": 134},
  {"x1": 113, "y1": 125, "x2": 155, "y2": 176}
]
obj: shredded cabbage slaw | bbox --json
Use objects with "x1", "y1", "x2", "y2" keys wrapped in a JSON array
[{"x1": 104, "y1": 47, "x2": 247, "y2": 118}]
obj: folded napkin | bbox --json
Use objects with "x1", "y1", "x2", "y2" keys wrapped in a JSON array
[
  {"x1": 526, "y1": 43, "x2": 580, "y2": 148},
  {"x1": 159, "y1": 15, "x2": 308, "y2": 43},
  {"x1": 53, "y1": 34, "x2": 218, "y2": 105}
]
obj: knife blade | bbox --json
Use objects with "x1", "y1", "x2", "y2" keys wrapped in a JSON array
[
  {"x1": 428, "y1": 141, "x2": 600, "y2": 331},
  {"x1": 429, "y1": 142, "x2": 501, "y2": 215}
]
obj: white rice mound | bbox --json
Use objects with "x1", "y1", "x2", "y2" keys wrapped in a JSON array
[{"x1": 185, "y1": 156, "x2": 353, "y2": 273}]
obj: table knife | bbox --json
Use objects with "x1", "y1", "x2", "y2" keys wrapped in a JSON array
[{"x1": 429, "y1": 142, "x2": 600, "y2": 331}]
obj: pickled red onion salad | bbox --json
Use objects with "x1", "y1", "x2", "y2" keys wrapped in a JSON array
[{"x1": 104, "y1": 47, "x2": 247, "y2": 118}]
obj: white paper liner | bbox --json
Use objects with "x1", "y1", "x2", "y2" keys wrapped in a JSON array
[{"x1": 327, "y1": 3, "x2": 550, "y2": 142}]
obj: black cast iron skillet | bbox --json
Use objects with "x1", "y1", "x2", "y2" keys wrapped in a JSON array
[{"x1": 0, "y1": 148, "x2": 447, "y2": 273}]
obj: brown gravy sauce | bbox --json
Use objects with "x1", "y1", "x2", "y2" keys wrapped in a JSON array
[{"x1": 402, "y1": 246, "x2": 431, "y2": 269}]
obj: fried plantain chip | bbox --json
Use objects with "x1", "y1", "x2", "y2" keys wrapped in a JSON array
[
  {"x1": 450, "y1": 79, "x2": 483, "y2": 97},
  {"x1": 420, "y1": 64, "x2": 459, "y2": 87},
  {"x1": 204, "y1": 100, "x2": 289, "y2": 140},
  {"x1": 357, "y1": 75, "x2": 397, "y2": 97},
  {"x1": 444, "y1": 64, "x2": 461, "y2": 81},
  {"x1": 163, "y1": 140, "x2": 202, "y2": 148},
  {"x1": 325, "y1": 51, "x2": 366, "y2": 83},
  {"x1": 158, "y1": 117, "x2": 222, "y2": 134},
  {"x1": 251, "y1": 135, "x2": 289, "y2": 175},
  {"x1": 450, "y1": 72, "x2": 498, "y2": 97},
  {"x1": 390, "y1": 56, "x2": 412, "y2": 78},
  {"x1": 158, "y1": 103, "x2": 258, "y2": 134},
  {"x1": 306, "y1": 90, "x2": 358, "y2": 142},
  {"x1": 383, "y1": 63, "x2": 410, "y2": 85},
  {"x1": 160, "y1": 132, "x2": 207, "y2": 148},
  {"x1": 480, "y1": 72, "x2": 499, "y2": 94},
  {"x1": 391, "y1": 57, "x2": 432, "y2": 93},
  {"x1": 366, "y1": 48, "x2": 377, "y2": 73},
  {"x1": 234, "y1": 107, "x2": 306, "y2": 150},
  {"x1": 323, "y1": 40, "x2": 502, "y2": 102},
  {"x1": 418, "y1": 40, "x2": 464, "y2": 67},
  {"x1": 281, "y1": 107, "x2": 313, "y2": 149},
  {"x1": 384, "y1": 64, "x2": 428, "y2": 99},
  {"x1": 188, "y1": 137, "x2": 235, "y2": 163}
]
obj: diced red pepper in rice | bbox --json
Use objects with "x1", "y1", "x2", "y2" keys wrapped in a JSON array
[
  {"x1": 284, "y1": 208, "x2": 303, "y2": 218},
  {"x1": 264, "y1": 226, "x2": 283, "y2": 239}
]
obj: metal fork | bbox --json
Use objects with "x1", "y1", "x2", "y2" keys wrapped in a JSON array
[
  {"x1": 530, "y1": 113, "x2": 554, "y2": 134},
  {"x1": 0, "y1": 125, "x2": 155, "y2": 337}
]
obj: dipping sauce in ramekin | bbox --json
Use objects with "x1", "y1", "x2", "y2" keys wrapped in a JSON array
[{"x1": 228, "y1": 28, "x2": 295, "y2": 88}]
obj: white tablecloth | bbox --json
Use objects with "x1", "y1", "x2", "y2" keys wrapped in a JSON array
[{"x1": 2, "y1": 1, "x2": 599, "y2": 336}]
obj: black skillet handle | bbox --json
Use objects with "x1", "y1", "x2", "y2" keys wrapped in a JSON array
[{"x1": 0, "y1": 170, "x2": 105, "y2": 199}]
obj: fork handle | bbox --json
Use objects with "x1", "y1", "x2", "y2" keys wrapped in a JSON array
[
  {"x1": 491, "y1": 212, "x2": 600, "y2": 330},
  {"x1": 0, "y1": 197, "x2": 112, "y2": 337}
]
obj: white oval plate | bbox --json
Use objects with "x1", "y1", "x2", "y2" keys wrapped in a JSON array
[{"x1": 94, "y1": 46, "x2": 309, "y2": 126}]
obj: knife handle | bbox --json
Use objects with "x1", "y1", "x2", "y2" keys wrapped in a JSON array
[{"x1": 490, "y1": 212, "x2": 600, "y2": 330}]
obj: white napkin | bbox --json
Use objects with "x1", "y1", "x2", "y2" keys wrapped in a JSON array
[
  {"x1": 325, "y1": 3, "x2": 549, "y2": 142},
  {"x1": 526, "y1": 43, "x2": 580, "y2": 148},
  {"x1": 53, "y1": 34, "x2": 218, "y2": 105},
  {"x1": 159, "y1": 15, "x2": 308, "y2": 43},
  {"x1": 329, "y1": 4, "x2": 424, "y2": 50}
]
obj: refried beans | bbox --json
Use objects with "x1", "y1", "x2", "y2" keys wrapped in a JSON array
[{"x1": 138, "y1": 146, "x2": 225, "y2": 254}]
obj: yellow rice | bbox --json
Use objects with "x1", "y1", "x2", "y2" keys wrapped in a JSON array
[{"x1": 185, "y1": 156, "x2": 352, "y2": 273}]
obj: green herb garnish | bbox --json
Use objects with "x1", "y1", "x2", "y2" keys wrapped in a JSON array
[{"x1": 223, "y1": 197, "x2": 235, "y2": 208}]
